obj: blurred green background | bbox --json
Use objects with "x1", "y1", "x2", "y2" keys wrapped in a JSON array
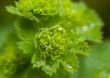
[{"x1": 0, "y1": 0, "x2": 110, "y2": 78}]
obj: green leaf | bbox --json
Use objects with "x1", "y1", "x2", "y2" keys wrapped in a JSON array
[
  {"x1": 18, "y1": 41, "x2": 35, "y2": 54},
  {"x1": 72, "y1": 42, "x2": 90, "y2": 56},
  {"x1": 42, "y1": 59, "x2": 61, "y2": 76},
  {"x1": 78, "y1": 41, "x2": 110, "y2": 78},
  {"x1": 6, "y1": 6, "x2": 21, "y2": 16},
  {"x1": 32, "y1": 52, "x2": 46, "y2": 68},
  {"x1": 15, "y1": 18, "x2": 35, "y2": 41},
  {"x1": 32, "y1": 25, "x2": 85, "y2": 75},
  {"x1": 62, "y1": 54, "x2": 78, "y2": 73},
  {"x1": 5, "y1": 0, "x2": 103, "y2": 77}
]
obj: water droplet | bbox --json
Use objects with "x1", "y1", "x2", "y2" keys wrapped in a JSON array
[
  {"x1": 67, "y1": 63, "x2": 72, "y2": 69},
  {"x1": 58, "y1": 27, "x2": 64, "y2": 33},
  {"x1": 45, "y1": 64, "x2": 52, "y2": 70},
  {"x1": 47, "y1": 65, "x2": 51, "y2": 69},
  {"x1": 39, "y1": 44, "x2": 47, "y2": 50}
]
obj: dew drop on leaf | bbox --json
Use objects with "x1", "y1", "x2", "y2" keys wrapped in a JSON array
[
  {"x1": 67, "y1": 63, "x2": 72, "y2": 69},
  {"x1": 58, "y1": 27, "x2": 64, "y2": 33}
]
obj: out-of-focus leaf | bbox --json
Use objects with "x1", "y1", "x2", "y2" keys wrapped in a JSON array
[{"x1": 78, "y1": 41, "x2": 110, "y2": 78}]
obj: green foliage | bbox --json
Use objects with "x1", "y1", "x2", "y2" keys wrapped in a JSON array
[
  {"x1": 78, "y1": 41, "x2": 110, "y2": 78},
  {"x1": 0, "y1": 0, "x2": 103, "y2": 77}
]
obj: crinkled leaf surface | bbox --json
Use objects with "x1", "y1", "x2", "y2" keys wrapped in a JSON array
[{"x1": 4, "y1": 0, "x2": 103, "y2": 76}]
